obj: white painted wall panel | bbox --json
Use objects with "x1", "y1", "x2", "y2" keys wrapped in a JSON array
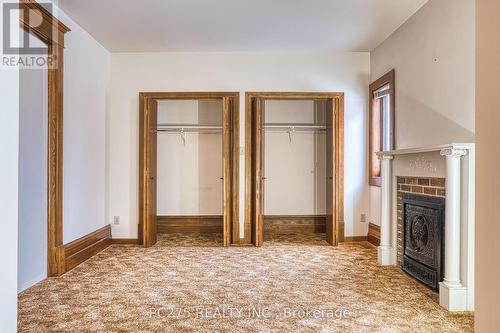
[
  {"x1": 0, "y1": 3, "x2": 19, "y2": 329},
  {"x1": 52, "y1": 8, "x2": 111, "y2": 243},
  {"x1": 18, "y1": 64, "x2": 48, "y2": 292}
]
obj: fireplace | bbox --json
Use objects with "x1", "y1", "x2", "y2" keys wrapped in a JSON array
[
  {"x1": 378, "y1": 146, "x2": 474, "y2": 311},
  {"x1": 402, "y1": 192, "x2": 445, "y2": 290}
]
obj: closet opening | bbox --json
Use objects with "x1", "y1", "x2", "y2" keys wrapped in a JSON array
[
  {"x1": 139, "y1": 93, "x2": 239, "y2": 247},
  {"x1": 246, "y1": 93, "x2": 344, "y2": 246}
]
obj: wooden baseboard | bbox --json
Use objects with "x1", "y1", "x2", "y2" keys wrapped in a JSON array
[
  {"x1": 157, "y1": 215, "x2": 223, "y2": 234},
  {"x1": 63, "y1": 225, "x2": 111, "y2": 272},
  {"x1": 111, "y1": 238, "x2": 138, "y2": 245},
  {"x1": 342, "y1": 236, "x2": 368, "y2": 242},
  {"x1": 368, "y1": 222, "x2": 381, "y2": 246},
  {"x1": 264, "y1": 215, "x2": 326, "y2": 234},
  {"x1": 339, "y1": 221, "x2": 345, "y2": 242}
]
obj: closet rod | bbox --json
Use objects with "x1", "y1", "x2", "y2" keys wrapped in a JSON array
[
  {"x1": 264, "y1": 124, "x2": 326, "y2": 144},
  {"x1": 156, "y1": 124, "x2": 222, "y2": 129},
  {"x1": 155, "y1": 125, "x2": 222, "y2": 133},
  {"x1": 264, "y1": 123, "x2": 326, "y2": 128},
  {"x1": 264, "y1": 124, "x2": 326, "y2": 131}
]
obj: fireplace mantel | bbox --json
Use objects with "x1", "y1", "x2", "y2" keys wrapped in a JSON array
[
  {"x1": 376, "y1": 143, "x2": 474, "y2": 157},
  {"x1": 375, "y1": 142, "x2": 475, "y2": 312}
]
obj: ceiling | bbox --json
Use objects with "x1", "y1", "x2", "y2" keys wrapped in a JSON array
[{"x1": 57, "y1": 0, "x2": 428, "y2": 53}]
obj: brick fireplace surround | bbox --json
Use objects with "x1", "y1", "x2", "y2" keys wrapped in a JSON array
[{"x1": 396, "y1": 176, "x2": 446, "y2": 266}]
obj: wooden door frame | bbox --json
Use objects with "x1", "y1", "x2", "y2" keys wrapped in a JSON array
[
  {"x1": 138, "y1": 92, "x2": 240, "y2": 247},
  {"x1": 245, "y1": 92, "x2": 344, "y2": 246},
  {"x1": 19, "y1": 1, "x2": 70, "y2": 276}
]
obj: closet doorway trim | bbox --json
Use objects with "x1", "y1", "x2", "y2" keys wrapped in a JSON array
[
  {"x1": 138, "y1": 92, "x2": 240, "y2": 247},
  {"x1": 245, "y1": 92, "x2": 344, "y2": 246}
]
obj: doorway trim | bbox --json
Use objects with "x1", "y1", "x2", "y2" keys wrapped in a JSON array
[
  {"x1": 20, "y1": 1, "x2": 70, "y2": 276},
  {"x1": 138, "y1": 92, "x2": 240, "y2": 247},
  {"x1": 245, "y1": 92, "x2": 344, "y2": 246}
]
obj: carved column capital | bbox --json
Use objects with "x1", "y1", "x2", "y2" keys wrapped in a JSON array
[
  {"x1": 440, "y1": 148, "x2": 467, "y2": 158},
  {"x1": 378, "y1": 154, "x2": 394, "y2": 161}
]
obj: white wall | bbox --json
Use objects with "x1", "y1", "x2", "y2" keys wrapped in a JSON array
[
  {"x1": 108, "y1": 51, "x2": 370, "y2": 239},
  {"x1": 18, "y1": 62, "x2": 48, "y2": 292},
  {"x1": 53, "y1": 8, "x2": 111, "y2": 243},
  {"x1": 371, "y1": 0, "x2": 475, "y2": 149},
  {"x1": 369, "y1": 0, "x2": 475, "y2": 226},
  {"x1": 0, "y1": 3, "x2": 19, "y2": 330},
  {"x1": 0, "y1": 69, "x2": 19, "y2": 331},
  {"x1": 156, "y1": 100, "x2": 223, "y2": 215},
  {"x1": 264, "y1": 100, "x2": 326, "y2": 215}
]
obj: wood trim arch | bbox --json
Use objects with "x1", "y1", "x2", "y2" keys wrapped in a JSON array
[{"x1": 19, "y1": 0, "x2": 70, "y2": 276}]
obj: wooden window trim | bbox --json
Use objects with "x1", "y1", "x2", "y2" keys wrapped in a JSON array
[{"x1": 369, "y1": 70, "x2": 395, "y2": 187}]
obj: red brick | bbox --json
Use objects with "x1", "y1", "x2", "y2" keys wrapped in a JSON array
[
  {"x1": 418, "y1": 178, "x2": 430, "y2": 186},
  {"x1": 397, "y1": 177, "x2": 406, "y2": 184},
  {"x1": 430, "y1": 178, "x2": 445, "y2": 187},
  {"x1": 407, "y1": 177, "x2": 418, "y2": 184},
  {"x1": 437, "y1": 189, "x2": 446, "y2": 197},
  {"x1": 401, "y1": 185, "x2": 411, "y2": 192},
  {"x1": 424, "y1": 187, "x2": 437, "y2": 195},
  {"x1": 411, "y1": 185, "x2": 423, "y2": 193}
]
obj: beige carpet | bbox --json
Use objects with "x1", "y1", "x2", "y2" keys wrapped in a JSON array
[{"x1": 18, "y1": 233, "x2": 473, "y2": 332}]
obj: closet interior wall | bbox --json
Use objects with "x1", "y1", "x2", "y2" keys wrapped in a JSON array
[
  {"x1": 156, "y1": 99, "x2": 224, "y2": 236},
  {"x1": 263, "y1": 100, "x2": 328, "y2": 238}
]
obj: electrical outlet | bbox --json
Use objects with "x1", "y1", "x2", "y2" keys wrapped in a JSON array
[
  {"x1": 360, "y1": 214, "x2": 367, "y2": 223},
  {"x1": 113, "y1": 216, "x2": 120, "y2": 225}
]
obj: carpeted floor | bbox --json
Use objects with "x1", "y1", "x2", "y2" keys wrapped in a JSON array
[{"x1": 18, "y1": 233, "x2": 473, "y2": 332}]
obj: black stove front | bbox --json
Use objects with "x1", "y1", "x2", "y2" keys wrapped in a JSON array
[{"x1": 402, "y1": 193, "x2": 445, "y2": 290}]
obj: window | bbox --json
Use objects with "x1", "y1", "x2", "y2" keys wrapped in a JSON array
[{"x1": 369, "y1": 69, "x2": 395, "y2": 187}]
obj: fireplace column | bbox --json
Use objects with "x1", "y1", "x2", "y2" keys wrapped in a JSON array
[
  {"x1": 378, "y1": 154, "x2": 395, "y2": 266},
  {"x1": 439, "y1": 148, "x2": 467, "y2": 311}
]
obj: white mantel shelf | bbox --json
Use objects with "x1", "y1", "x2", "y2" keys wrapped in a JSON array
[{"x1": 376, "y1": 143, "x2": 475, "y2": 156}]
